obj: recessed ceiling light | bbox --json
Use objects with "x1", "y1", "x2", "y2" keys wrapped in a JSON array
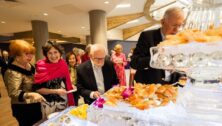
[
  {"x1": 43, "y1": 13, "x2": 48, "y2": 16},
  {"x1": 81, "y1": 26, "x2": 85, "y2": 29},
  {"x1": 1, "y1": 21, "x2": 6, "y2": 24},
  {"x1": 127, "y1": 19, "x2": 139, "y2": 24},
  {"x1": 104, "y1": 1, "x2": 109, "y2": 4},
  {"x1": 152, "y1": 11, "x2": 157, "y2": 17},
  {"x1": 57, "y1": 30, "x2": 61, "y2": 33},
  {"x1": 116, "y1": 4, "x2": 131, "y2": 8}
]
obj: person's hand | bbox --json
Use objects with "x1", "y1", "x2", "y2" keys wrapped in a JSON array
[
  {"x1": 25, "y1": 92, "x2": 46, "y2": 102},
  {"x1": 72, "y1": 85, "x2": 77, "y2": 90},
  {"x1": 56, "y1": 89, "x2": 67, "y2": 96},
  {"x1": 93, "y1": 91, "x2": 101, "y2": 99}
]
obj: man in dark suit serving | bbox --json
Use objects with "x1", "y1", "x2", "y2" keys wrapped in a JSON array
[
  {"x1": 77, "y1": 44, "x2": 119, "y2": 104},
  {"x1": 130, "y1": 7, "x2": 185, "y2": 84}
]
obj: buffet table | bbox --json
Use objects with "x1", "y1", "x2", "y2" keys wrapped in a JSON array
[{"x1": 39, "y1": 83, "x2": 222, "y2": 126}]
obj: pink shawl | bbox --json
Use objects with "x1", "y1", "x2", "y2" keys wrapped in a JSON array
[{"x1": 34, "y1": 59, "x2": 74, "y2": 106}]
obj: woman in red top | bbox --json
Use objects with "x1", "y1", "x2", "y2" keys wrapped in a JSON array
[{"x1": 34, "y1": 41, "x2": 74, "y2": 118}]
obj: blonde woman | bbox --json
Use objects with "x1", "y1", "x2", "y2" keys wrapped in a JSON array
[{"x1": 111, "y1": 44, "x2": 127, "y2": 86}]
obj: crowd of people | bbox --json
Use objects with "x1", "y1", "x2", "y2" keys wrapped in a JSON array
[
  {"x1": 0, "y1": 6, "x2": 186, "y2": 126},
  {"x1": 0, "y1": 40, "x2": 127, "y2": 125}
]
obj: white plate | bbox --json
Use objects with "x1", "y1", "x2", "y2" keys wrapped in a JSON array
[
  {"x1": 67, "y1": 89, "x2": 77, "y2": 93},
  {"x1": 47, "y1": 112, "x2": 60, "y2": 119}
]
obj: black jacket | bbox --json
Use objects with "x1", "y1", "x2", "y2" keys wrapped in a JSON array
[
  {"x1": 130, "y1": 28, "x2": 182, "y2": 84},
  {"x1": 0, "y1": 56, "x2": 13, "y2": 77},
  {"x1": 77, "y1": 59, "x2": 119, "y2": 104}
]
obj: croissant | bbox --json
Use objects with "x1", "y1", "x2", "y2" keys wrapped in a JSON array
[{"x1": 158, "y1": 26, "x2": 222, "y2": 46}]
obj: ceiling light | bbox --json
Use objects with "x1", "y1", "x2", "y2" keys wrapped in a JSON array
[
  {"x1": 57, "y1": 30, "x2": 61, "y2": 33},
  {"x1": 43, "y1": 13, "x2": 48, "y2": 16},
  {"x1": 152, "y1": 11, "x2": 157, "y2": 17},
  {"x1": 104, "y1": 1, "x2": 109, "y2": 4},
  {"x1": 116, "y1": 4, "x2": 131, "y2": 8},
  {"x1": 127, "y1": 19, "x2": 139, "y2": 24},
  {"x1": 1, "y1": 21, "x2": 6, "y2": 24},
  {"x1": 81, "y1": 26, "x2": 85, "y2": 29}
]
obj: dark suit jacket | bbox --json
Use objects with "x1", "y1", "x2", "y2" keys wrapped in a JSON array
[
  {"x1": 0, "y1": 56, "x2": 13, "y2": 76},
  {"x1": 77, "y1": 59, "x2": 119, "y2": 104},
  {"x1": 130, "y1": 28, "x2": 182, "y2": 84}
]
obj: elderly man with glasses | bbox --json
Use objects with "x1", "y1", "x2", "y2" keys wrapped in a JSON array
[
  {"x1": 77, "y1": 44, "x2": 119, "y2": 104},
  {"x1": 130, "y1": 7, "x2": 185, "y2": 84}
]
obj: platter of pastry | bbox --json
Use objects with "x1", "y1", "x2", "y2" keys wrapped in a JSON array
[
  {"x1": 157, "y1": 26, "x2": 222, "y2": 46},
  {"x1": 104, "y1": 83, "x2": 178, "y2": 110},
  {"x1": 150, "y1": 26, "x2": 222, "y2": 80}
]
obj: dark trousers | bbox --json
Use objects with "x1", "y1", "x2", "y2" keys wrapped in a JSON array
[{"x1": 11, "y1": 103, "x2": 42, "y2": 126}]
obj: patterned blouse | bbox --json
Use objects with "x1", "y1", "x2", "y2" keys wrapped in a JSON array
[
  {"x1": 4, "y1": 64, "x2": 35, "y2": 104},
  {"x1": 69, "y1": 66, "x2": 77, "y2": 86},
  {"x1": 33, "y1": 78, "x2": 67, "y2": 103}
]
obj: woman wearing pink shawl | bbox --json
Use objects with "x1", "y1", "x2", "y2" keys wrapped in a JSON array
[
  {"x1": 111, "y1": 44, "x2": 127, "y2": 86},
  {"x1": 34, "y1": 41, "x2": 74, "y2": 118}
]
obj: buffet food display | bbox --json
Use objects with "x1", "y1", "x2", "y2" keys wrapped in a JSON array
[
  {"x1": 104, "y1": 84, "x2": 177, "y2": 110},
  {"x1": 150, "y1": 26, "x2": 222, "y2": 83},
  {"x1": 87, "y1": 84, "x2": 179, "y2": 126},
  {"x1": 40, "y1": 104, "x2": 97, "y2": 126},
  {"x1": 157, "y1": 26, "x2": 222, "y2": 46},
  {"x1": 87, "y1": 84, "x2": 222, "y2": 126},
  {"x1": 69, "y1": 104, "x2": 89, "y2": 120}
]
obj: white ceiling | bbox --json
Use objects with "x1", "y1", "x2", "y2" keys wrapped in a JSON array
[
  {"x1": 0, "y1": 0, "x2": 124, "y2": 38},
  {"x1": 0, "y1": 0, "x2": 190, "y2": 41},
  {"x1": 108, "y1": 0, "x2": 146, "y2": 16}
]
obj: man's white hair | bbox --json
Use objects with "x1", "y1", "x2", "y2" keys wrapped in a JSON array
[
  {"x1": 89, "y1": 44, "x2": 106, "y2": 56},
  {"x1": 163, "y1": 7, "x2": 184, "y2": 20}
]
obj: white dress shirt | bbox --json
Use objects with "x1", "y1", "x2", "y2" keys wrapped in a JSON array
[{"x1": 90, "y1": 60, "x2": 105, "y2": 99}]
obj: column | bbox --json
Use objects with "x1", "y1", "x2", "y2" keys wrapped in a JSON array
[
  {"x1": 31, "y1": 20, "x2": 49, "y2": 61},
  {"x1": 89, "y1": 10, "x2": 107, "y2": 49},
  {"x1": 85, "y1": 35, "x2": 91, "y2": 45}
]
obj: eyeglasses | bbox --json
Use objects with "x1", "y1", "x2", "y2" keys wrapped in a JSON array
[
  {"x1": 165, "y1": 19, "x2": 184, "y2": 29},
  {"x1": 93, "y1": 57, "x2": 105, "y2": 61},
  {"x1": 170, "y1": 24, "x2": 184, "y2": 29}
]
